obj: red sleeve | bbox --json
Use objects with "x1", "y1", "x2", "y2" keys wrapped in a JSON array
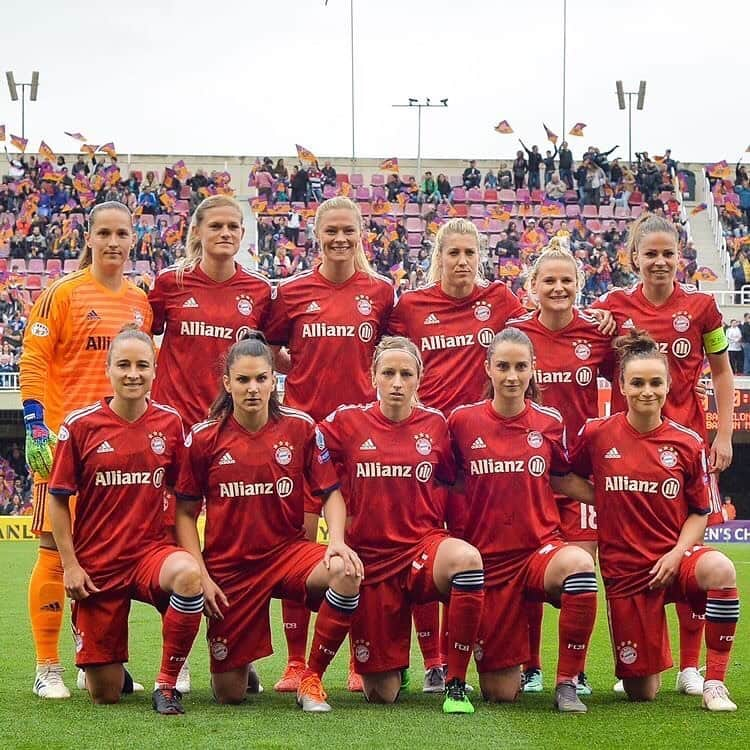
[
  {"x1": 702, "y1": 295, "x2": 724, "y2": 335},
  {"x1": 434, "y1": 419, "x2": 456, "y2": 485},
  {"x1": 598, "y1": 340, "x2": 616, "y2": 382},
  {"x1": 386, "y1": 294, "x2": 408, "y2": 337},
  {"x1": 264, "y1": 285, "x2": 291, "y2": 346},
  {"x1": 570, "y1": 422, "x2": 594, "y2": 477},
  {"x1": 255, "y1": 280, "x2": 274, "y2": 331},
  {"x1": 588, "y1": 294, "x2": 610, "y2": 311},
  {"x1": 549, "y1": 419, "x2": 571, "y2": 475},
  {"x1": 165, "y1": 414, "x2": 188, "y2": 488},
  {"x1": 174, "y1": 429, "x2": 206, "y2": 501},
  {"x1": 685, "y1": 443, "x2": 711, "y2": 516},
  {"x1": 148, "y1": 273, "x2": 167, "y2": 336},
  {"x1": 305, "y1": 424, "x2": 340, "y2": 496},
  {"x1": 317, "y1": 411, "x2": 345, "y2": 464},
  {"x1": 48, "y1": 420, "x2": 80, "y2": 495}
]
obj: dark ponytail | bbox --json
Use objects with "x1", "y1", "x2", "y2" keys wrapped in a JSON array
[
  {"x1": 209, "y1": 331, "x2": 282, "y2": 422},
  {"x1": 614, "y1": 328, "x2": 669, "y2": 384}
]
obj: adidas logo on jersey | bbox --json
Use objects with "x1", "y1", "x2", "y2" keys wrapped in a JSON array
[
  {"x1": 219, "y1": 452, "x2": 235, "y2": 465},
  {"x1": 182, "y1": 297, "x2": 199, "y2": 308},
  {"x1": 359, "y1": 438, "x2": 377, "y2": 451},
  {"x1": 96, "y1": 441, "x2": 114, "y2": 453},
  {"x1": 423, "y1": 313, "x2": 440, "y2": 325},
  {"x1": 622, "y1": 318, "x2": 634, "y2": 329},
  {"x1": 305, "y1": 301, "x2": 321, "y2": 313},
  {"x1": 604, "y1": 447, "x2": 621, "y2": 459},
  {"x1": 471, "y1": 437, "x2": 487, "y2": 449},
  {"x1": 86, "y1": 309, "x2": 101, "y2": 321}
]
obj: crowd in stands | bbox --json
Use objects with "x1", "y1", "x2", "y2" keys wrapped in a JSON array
[
  {"x1": 0, "y1": 443, "x2": 32, "y2": 514},
  {"x1": 710, "y1": 162, "x2": 750, "y2": 291},
  {"x1": 251, "y1": 146, "x2": 694, "y2": 306}
]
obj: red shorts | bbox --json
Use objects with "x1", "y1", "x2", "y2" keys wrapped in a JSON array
[
  {"x1": 351, "y1": 532, "x2": 446, "y2": 675},
  {"x1": 475, "y1": 541, "x2": 567, "y2": 673},
  {"x1": 558, "y1": 495, "x2": 598, "y2": 543},
  {"x1": 207, "y1": 541, "x2": 325, "y2": 673},
  {"x1": 706, "y1": 474, "x2": 726, "y2": 527},
  {"x1": 71, "y1": 544, "x2": 182, "y2": 668},
  {"x1": 607, "y1": 545, "x2": 711, "y2": 679}
]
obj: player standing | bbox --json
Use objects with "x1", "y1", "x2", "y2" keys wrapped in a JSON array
[
  {"x1": 47, "y1": 327, "x2": 204, "y2": 715},
  {"x1": 174, "y1": 334, "x2": 362, "y2": 712},
  {"x1": 507, "y1": 239, "x2": 614, "y2": 695},
  {"x1": 264, "y1": 196, "x2": 394, "y2": 692},
  {"x1": 569, "y1": 330, "x2": 739, "y2": 711},
  {"x1": 591, "y1": 213, "x2": 734, "y2": 695},
  {"x1": 20, "y1": 202, "x2": 153, "y2": 698},
  {"x1": 317, "y1": 336, "x2": 485, "y2": 714},
  {"x1": 449, "y1": 328, "x2": 598, "y2": 713}
]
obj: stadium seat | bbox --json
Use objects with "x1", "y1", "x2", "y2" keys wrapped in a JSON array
[
  {"x1": 25, "y1": 274, "x2": 42, "y2": 289},
  {"x1": 407, "y1": 233, "x2": 422, "y2": 247},
  {"x1": 498, "y1": 189, "x2": 516, "y2": 203},
  {"x1": 565, "y1": 205, "x2": 581, "y2": 218},
  {"x1": 372, "y1": 186, "x2": 386, "y2": 201},
  {"x1": 355, "y1": 187, "x2": 370, "y2": 201},
  {"x1": 370, "y1": 174, "x2": 385, "y2": 187},
  {"x1": 405, "y1": 217, "x2": 423, "y2": 233},
  {"x1": 530, "y1": 190, "x2": 544, "y2": 204},
  {"x1": 449, "y1": 175, "x2": 463, "y2": 188},
  {"x1": 31, "y1": 289, "x2": 43, "y2": 302},
  {"x1": 469, "y1": 204, "x2": 485, "y2": 218},
  {"x1": 28, "y1": 258, "x2": 44, "y2": 275},
  {"x1": 516, "y1": 188, "x2": 531, "y2": 203},
  {"x1": 134, "y1": 260, "x2": 152, "y2": 276},
  {"x1": 0, "y1": 259, "x2": 6, "y2": 274},
  {"x1": 358, "y1": 202, "x2": 372, "y2": 216},
  {"x1": 174, "y1": 200, "x2": 190, "y2": 214},
  {"x1": 452, "y1": 187, "x2": 467, "y2": 202},
  {"x1": 350, "y1": 174, "x2": 364, "y2": 187},
  {"x1": 585, "y1": 219, "x2": 603, "y2": 233},
  {"x1": 614, "y1": 206, "x2": 630, "y2": 219},
  {"x1": 599, "y1": 205, "x2": 614, "y2": 219},
  {"x1": 467, "y1": 188, "x2": 483, "y2": 202},
  {"x1": 405, "y1": 203, "x2": 420, "y2": 217},
  {"x1": 484, "y1": 189, "x2": 498, "y2": 203},
  {"x1": 10, "y1": 259, "x2": 26, "y2": 274},
  {"x1": 323, "y1": 185, "x2": 337, "y2": 199},
  {"x1": 63, "y1": 258, "x2": 80, "y2": 274},
  {"x1": 123, "y1": 260, "x2": 134, "y2": 275},
  {"x1": 451, "y1": 204, "x2": 469, "y2": 217},
  {"x1": 179, "y1": 186, "x2": 191, "y2": 200},
  {"x1": 630, "y1": 204, "x2": 644, "y2": 219},
  {"x1": 582, "y1": 205, "x2": 598, "y2": 218},
  {"x1": 336, "y1": 174, "x2": 350, "y2": 186}
]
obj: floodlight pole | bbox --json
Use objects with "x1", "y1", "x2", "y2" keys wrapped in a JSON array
[
  {"x1": 5, "y1": 72, "x2": 39, "y2": 140},
  {"x1": 392, "y1": 99, "x2": 448, "y2": 181},
  {"x1": 615, "y1": 80, "x2": 646, "y2": 167}
]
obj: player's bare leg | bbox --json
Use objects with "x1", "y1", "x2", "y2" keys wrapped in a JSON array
[
  {"x1": 623, "y1": 674, "x2": 661, "y2": 702},
  {"x1": 212, "y1": 665, "x2": 251, "y2": 705},
  {"x1": 362, "y1": 671, "x2": 402, "y2": 704},
  {"x1": 480, "y1": 666, "x2": 522, "y2": 703},
  {"x1": 85, "y1": 663, "x2": 129, "y2": 705}
]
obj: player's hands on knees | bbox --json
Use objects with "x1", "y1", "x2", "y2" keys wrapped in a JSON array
[
  {"x1": 63, "y1": 564, "x2": 100, "y2": 601},
  {"x1": 324, "y1": 541, "x2": 364, "y2": 580},
  {"x1": 588, "y1": 308, "x2": 617, "y2": 336},
  {"x1": 201, "y1": 575, "x2": 228, "y2": 619},
  {"x1": 694, "y1": 381, "x2": 707, "y2": 399},
  {"x1": 648, "y1": 547, "x2": 683, "y2": 590},
  {"x1": 709, "y1": 434, "x2": 732, "y2": 473}
]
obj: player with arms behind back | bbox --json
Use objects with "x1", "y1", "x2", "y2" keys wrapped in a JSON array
[
  {"x1": 568, "y1": 330, "x2": 739, "y2": 711},
  {"x1": 20, "y1": 201, "x2": 153, "y2": 699},
  {"x1": 592, "y1": 213, "x2": 734, "y2": 696},
  {"x1": 47, "y1": 327, "x2": 204, "y2": 715},
  {"x1": 264, "y1": 196, "x2": 394, "y2": 692}
]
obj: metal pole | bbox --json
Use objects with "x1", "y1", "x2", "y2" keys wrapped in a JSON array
[
  {"x1": 628, "y1": 93, "x2": 633, "y2": 168},
  {"x1": 21, "y1": 83, "x2": 26, "y2": 140},
  {"x1": 350, "y1": 0, "x2": 355, "y2": 165},
  {"x1": 416, "y1": 105, "x2": 422, "y2": 182},
  {"x1": 562, "y1": 0, "x2": 567, "y2": 138}
]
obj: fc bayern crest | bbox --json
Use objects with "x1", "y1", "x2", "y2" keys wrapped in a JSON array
[
  {"x1": 149, "y1": 432, "x2": 166, "y2": 455},
  {"x1": 356, "y1": 295, "x2": 373, "y2": 315},
  {"x1": 527, "y1": 431, "x2": 543, "y2": 449},
  {"x1": 236, "y1": 295, "x2": 253, "y2": 317},
  {"x1": 618, "y1": 641, "x2": 637, "y2": 665},
  {"x1": 354, "y1": 640, "x2": 370, "y2": 663},
  {"x1": 659, "y1": 446, "x2": 678, "y2": 469},
  {"x1": 414, "y1": 433, "x2": 432, "y2": 455},
  {"x1": 673, "y1": 313, "x2": 691, "y2": 333},
  {"x1": 274, "y1": 441, "x2": 293, "y2": 466},
  {"x1": 574, "y1": 341, "x2": 591, "y2": 361},
  {"x1": 210, "y1": 637, "x2": 228, "y2": 661},
  {"x1": 474, "y1": 302, "x2": 491, "y2": 322}
]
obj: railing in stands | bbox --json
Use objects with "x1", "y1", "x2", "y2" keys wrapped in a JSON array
[
  {"x1": 703, "y1": 168, "x2": 732, "y2": 288},
  {"x1": 709, "y1": 285, "x2": 750, "y2": 307},
  {"x1": 0, "y1": 373, "x2": 19, "y2": 390}
]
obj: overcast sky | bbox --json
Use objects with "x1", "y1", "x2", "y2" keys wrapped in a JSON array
[{"x1": 1, "y1": 0, "x2": 747, "y2": 163}]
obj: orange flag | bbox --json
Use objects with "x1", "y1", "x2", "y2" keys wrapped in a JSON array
[
  {"x1": 38, "y1": 140, "x2": 55, "y2": 162},
  {"x1": 0, "y1": 125, "x2": 5, "y2": 141},
  {"x1": 569, "y1": 122, "x2": 586, "y2": 136},
  {"x1": 296, "y1": 144, "x2": 317, "y2": 165},
  {"x1": 494, "y1": 120, "x2": 513, "y2": 134},
  {"x1": 99, "y1": 142, "x2": 117, "y2": 158},
  {"x1": 543, "y1": 123, "x2": 558, "y2": 144},
  {"x1": 80, "y1": 143, "x2": 99, "y2": 155},
  {"x1": 10, "y1": 134, "x2": 28, "y2": 152},
  {"x1": 379, "y1": 157, "x2": 399, "y2": 172},
  {"x1": 64, "y1": 131, "x2": 87, "y2": 141}
]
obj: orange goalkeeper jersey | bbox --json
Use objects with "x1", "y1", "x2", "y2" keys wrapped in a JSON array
[{"x1": 20, "y1": 268, "x2": 153, "y2": 433}]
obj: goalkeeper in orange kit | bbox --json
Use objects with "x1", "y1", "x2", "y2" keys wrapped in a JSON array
[{"x1": 20, "y1": 202, "x2": 152, "y2": 698}]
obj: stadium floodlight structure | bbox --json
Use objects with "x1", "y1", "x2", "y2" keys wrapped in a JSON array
[
  {"x1": 615, "y1": 79, "x2": 647, "y2": 166},
  {"x1": 5, "y1": 70, "x2": 39, "y2": 140},
  {"x1": 392, "y1": 98, "x2": 449, "y2": 182}
]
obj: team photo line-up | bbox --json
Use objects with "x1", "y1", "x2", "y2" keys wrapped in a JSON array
[{"x1": 20, "y1": 194, "x2": 739, "y2": 716}]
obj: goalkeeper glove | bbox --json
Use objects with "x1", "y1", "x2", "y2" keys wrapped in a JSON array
[{"x1": 23, "y1": 399, "x2": 58, "y2": 479}]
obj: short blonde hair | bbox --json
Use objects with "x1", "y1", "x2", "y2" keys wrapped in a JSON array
[
  {"x1": 314, "y1": 196, "x2": 376, "y2": 277},
  {"x1": 526, "y1": 236, "x2": 584, "y2": 294},
  {"x1": 428, "y1": 218, "x2": 482, "y2": 284}
]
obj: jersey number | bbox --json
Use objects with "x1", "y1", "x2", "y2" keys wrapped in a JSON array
[{"x1": 580, "y1": 503, "x2": 597, "y2": 530}]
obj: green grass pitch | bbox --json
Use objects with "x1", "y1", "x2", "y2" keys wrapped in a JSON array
[{"x1": 0, "y1": 543, "x2": 747, "y2": 750}]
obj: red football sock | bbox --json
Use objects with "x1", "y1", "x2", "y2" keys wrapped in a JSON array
[
  {"x1": 156, "y1": 593, "x2": 203, "y2": 688},
  {"x1": 445, "y1": 570, "x2": 484, "y2": 683},
  {"x1": 308, "y1": 589, "x2": 359, "y2": 677},
  {"x1": 525, "y1": 599, "x2": 544, "y2": 671},
  {"x1": 676, "y1": 600, "x2": 704, "y2": 670},
  {"x1": 413, "y1": 601, "x2": 443, "y2": 670},
  {"x1": 556, "y1": 573, "x2": 598, "y2": 685},
  {"x1": 440, "y1": 602, "x2": 449, "y2": 665},
  {"x1": 704, "y1": 588, "x2": 739, "y2": 683},
  {"x1": 282, "y1": 600, "x2": 311, "y2": 664}
]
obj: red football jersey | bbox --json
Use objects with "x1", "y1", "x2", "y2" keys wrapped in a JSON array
[
  {"x1": 48, "y1": 399, "x2": 186, "y2": 587},
  {"x1": 264, "y1": 268, "x2": 395, "y2": 421},
  {"x1": 175, "y1": 406, "x2": 339, "y2": 580},
  {"x1": 591, "y1": 283, "x2": 725, "y2": 438},
  {"x1": 318, "y1": 402, "x2": 455, "y2": 584},
  {"x1": 448, "y1": 400, "x2": 569, "y2": 585},
  {"x1": 149, "y1": 264, "x2": 273, "y2": 426},
  {"x1": 388, "y1": 280, "x2": 525, "y2": 413},
  {"x1": 571, "y1": 412, "x2": 711, "y2": 598}
]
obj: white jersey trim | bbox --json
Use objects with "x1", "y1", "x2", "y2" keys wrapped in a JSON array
[
  {"x1": 278, "y1": 405, "x2": 314, "y2": 425},
  {"x1": 151, "y1": 401, "x2": 183, "y2": 420},
  {"x1": 665, "y1": 418, "x2": 705, "y2": 447},
  {"x1": 277, "y1": 269, "x2": 316, "y2": 288},
  {"x1": 447, "y1": 400, "x2": 487, "y2": 419},
  {"x1": 191, "y1": 418, "x2": 219, "y2": 434},
  {"x1": 506, "y1": 311, "x2": 535, "y2": 326},
  {"x1": 529, "y1": 401, "x2": 563, "y2": 423},
  {"x1": 64, "y1": 401, "x2": 103, "y2": 425},
  {"x1": 413, "y1": 403, "x2": 447, "y2": 421}
]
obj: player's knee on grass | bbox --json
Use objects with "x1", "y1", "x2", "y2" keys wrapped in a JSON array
[
  {"x1": 443, "y1": 540, "x2": 483, "y2": 580},
  {"x1": 326, "y1": 555, "x2": 360, "y2": 596},
  {"x1": 86, "y1": 663, "x2": 125, "y2": 705},
  {"x1": 623, "y1": 676, "x2": 660, "y2": 702},
  {"x1": 479, "y1": 670, "x2": 521, "y2": 703},
  {"x1": 696, "y1": 551, "x2": 737, "y2": 590},
  {"x1": 362, "y1": 672, "x2": 401, "y2": 704},
  {"x1": 212, "y1": 670, "x2": 248, "y2": 705}
]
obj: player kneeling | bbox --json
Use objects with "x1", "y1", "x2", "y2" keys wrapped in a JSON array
[
  {"x1": 174, "y1": 333, "x2": 362, "y2": 712},
  {"x1": 48, "y1": 327, "x2": 203, "y2": 715}
]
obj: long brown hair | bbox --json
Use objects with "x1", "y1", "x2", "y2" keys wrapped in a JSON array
[
  {"x1": 626, "y1": 212, "x2": 678, "y2": 274},
  {"x1": 485, "y1": 327, "x2": 541, "y2": 402}
]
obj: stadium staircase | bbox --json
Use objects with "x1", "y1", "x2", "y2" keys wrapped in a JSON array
[{"x1": 686, "y1": 178, "x2": 730, "y2": 295}]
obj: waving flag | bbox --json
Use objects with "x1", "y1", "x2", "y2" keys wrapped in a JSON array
[
  {"x1": 724, "y1": 202, "x2": 741, "y2": 218},
  {"x1": 10, "y1": 134, "x2": 28, "y2": 152},
  {"x1": 80, "y1": 143, "x2": 98, "y2": 155},
  {"x1": 38, "y1": 141, "x2": 55, "y2": 162},
  {"x1": 543, "y1": 123, "x2": 558, "y2": 144},
  {"x1": 339, "y1": 182, "x2": 351, "y2": 197},
  {"x1": 390, "y1": 263, "x2": 406, "y2": 284},
  {"x1": 90, "y1": 173, "x2": 104, "y2": 191},
  {"x1": 706, "y1": 160, "x2": 731, "y2": 180},
  {"x1": 41, "y1": 171, "x2": 63, "y2": 184},
  {"x1": 173, "y1": 160, "x2": 190, "y2": 181},
  {"x1": 78, "y1": 191, "x2": 96, "y2": 209},
  {"x1": 569, "y1": 122, "x2": 586, "y2": 137},
  {"x1": 296, "y1": 144, "x2": 317, "y2": 165},
  {"x1": 99, "y1": 142, "x2": 117, "y2": 158},
  {"x1": 690, "y1": 202, "x2": 707, "y2": 216},
  {"x1": 694, "y1": 266, "x2": 718, "y2": 282},
  {"x1": 73, "y1": 175, "x2": 90, "y2": 193},
  {"x1": 163, "y1": 167, "x2": 176, "y2": 189},
  {"x1": 160, "y1": 192, "x2": 177, "y2": 210},
  {"x1": 379, "y1": 157, "x2": 399, "y2": 172},
  {"x1": 494, "y1": 120, "x2": 513, "y2": 134},
  {"x1": 396, "y1": 192, "x2": 408, "y2": 208},
  {"x1": 64, "y1": 131, "x2": 87, "y2": 142},
  {"x1": 165, "y1": 224, "x2": 183, "y2": 246},
  {"x1": 250, "y1": 197, "x2": 268, "y2": 214},
  {"x1": 0, "y1": 125, "x2": 5, "y2": 141},
  {"x1": 105, "y1": 165, "x2": 121, "y2": 187},
  {"x1": 677, "y1": 171, "x2": 689, "y2": 195}
]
